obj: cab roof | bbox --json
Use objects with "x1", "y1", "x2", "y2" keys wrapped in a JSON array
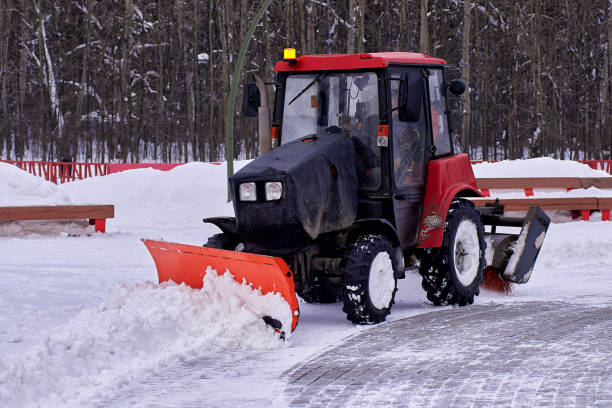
[{"x1": 274, "y1": 52, "x2": 447, "y2": 72}]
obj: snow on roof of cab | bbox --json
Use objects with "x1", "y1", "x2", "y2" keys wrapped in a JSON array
[{"x1": 274, "y1": 52, "x2": 447, "y2": 72}]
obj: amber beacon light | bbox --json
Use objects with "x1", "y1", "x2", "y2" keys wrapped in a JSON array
[{"x1": 284, "y1": 48, "x2": 297, "y2": 63}]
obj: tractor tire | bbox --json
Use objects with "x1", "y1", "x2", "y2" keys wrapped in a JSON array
[
  {"x1": 204, "y1": 233, "x2": 239, "y2": 250},
  {"x1": 298, "y1": 277, "x2": 340, "y2": 304},
  {"x1": 419, "y1": 199, "x2": 486, "y2": 306},
  {"x1": 340, "y1": 234, "x2": 398, "y2": 324}
]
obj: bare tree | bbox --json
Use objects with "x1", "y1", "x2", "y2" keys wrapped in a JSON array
[
  {"x1": 420, "y1": 0, "x2": 429, "y2": 53},
  {"x1": 461, "y1": 0, "x2": 471, "y2": 153}
]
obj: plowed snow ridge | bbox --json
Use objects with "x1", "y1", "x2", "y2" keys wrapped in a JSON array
[{"x1": 0, "y1": 269, "x2": 289, "y2": 408}]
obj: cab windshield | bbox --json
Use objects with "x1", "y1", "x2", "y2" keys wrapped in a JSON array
[{"x1": 281, "y1": 72, "x2": 381, "y2": 190}]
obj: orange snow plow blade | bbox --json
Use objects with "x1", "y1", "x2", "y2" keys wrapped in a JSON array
[{"x1": 142, "y1": 239, "x2": 300, "y2": 332}]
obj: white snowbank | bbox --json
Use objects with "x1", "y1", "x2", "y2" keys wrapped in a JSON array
[
  {"x1": 473, "y1": 157, "x2": 610, "y2": 178},
  {"x1": 0, "y1": 162, "x2": 72, "y2": 206},
  {"x1": 0, "y1": 268, "x2": 289, "y2": 408},
  {"x1": 58, "y1": 161, "x2": 250, "y2": 234},
  {"x1": 2, "y1": 157, "x2": 607, "y2": 235}
]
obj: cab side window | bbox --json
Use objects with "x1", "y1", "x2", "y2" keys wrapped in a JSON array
[
  {"x1": 428, "y1": 69, "x2": 451, "y2": 156},
  {"x1": 390, "y1": 74, "x2": 426, "y2": 188}
]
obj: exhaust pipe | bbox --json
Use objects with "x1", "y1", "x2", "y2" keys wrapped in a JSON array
[{"x1": 254, "y1": 74, "x2": 271, "y2": 155}]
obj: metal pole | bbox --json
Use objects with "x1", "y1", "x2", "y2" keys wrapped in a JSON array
[{"x1": 225, "y1": 0, "x2": 274, "y2": 201}]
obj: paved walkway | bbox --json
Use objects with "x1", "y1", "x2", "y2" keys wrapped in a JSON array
[{"x1": 283, "y1": 302, "x2": 612, "y2": 408}]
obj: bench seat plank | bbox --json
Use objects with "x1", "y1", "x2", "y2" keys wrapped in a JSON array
[
  {"x1": 476, "y1": 177, "x2": 612, "y2": 190},
  {"x1": 469, "y1": 197, "x2": 599, "y2": 211},
  {"x1": 0, "y1": 205, "x2": 114, "y2": 222},
  {"x1": 476, "y1": 177, "x2": 583, "y2": 190}
]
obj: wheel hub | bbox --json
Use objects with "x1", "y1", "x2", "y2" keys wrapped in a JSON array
[
  {"x1": 453, "y1": 219, "x2": 480, "y2": 286},
  {"x1": 368, "y1": 252, "x2": 395, "y2": 309}
]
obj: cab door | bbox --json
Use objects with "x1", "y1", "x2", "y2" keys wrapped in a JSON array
[{"x1": 389, "y1": 68, "x2": 428, "y2": 248}]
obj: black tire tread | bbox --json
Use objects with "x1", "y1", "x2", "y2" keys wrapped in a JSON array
[
  {"x1": 340, "y1": 234, "x2": 398, "y2": 324},
  {"x1": 419, "y1": 199, "x2": 485, "y2": 306}
]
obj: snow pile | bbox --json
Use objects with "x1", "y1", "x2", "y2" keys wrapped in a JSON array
[
  {"x1": 473, "y1": 157, "x2": 610, "y2": 178},
  {"x1": 0, "y1": 268, "x2": 290, "y2": 408},
  {"x1": 58, "y1": 161, "x2": 249, "y2": 234},
  {"x1": 0, "y1": 162, "x2": 72, "y2": 206},
  {"x1": 0, "y1": 220, "x2": 93, "y2": 237}
]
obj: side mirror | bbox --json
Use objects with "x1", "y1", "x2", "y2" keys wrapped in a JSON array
[
  {"x1": 398, "y1": 72, "x2": 423, "y2": 122},
  {"x1": 242, "y1": 83, "x2": 260, "y2": 117},
  {"x1": 449, "y1": 79, "x2": 466, "y2": 96}
]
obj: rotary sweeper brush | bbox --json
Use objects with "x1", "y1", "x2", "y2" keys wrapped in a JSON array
[{"x1": 143, "y1": 50, "x2": 550, "y2": 334}]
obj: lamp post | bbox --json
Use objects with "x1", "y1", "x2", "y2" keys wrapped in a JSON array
[{"x1": 225, "y1": 0, "x2": 275, "y2": 201}]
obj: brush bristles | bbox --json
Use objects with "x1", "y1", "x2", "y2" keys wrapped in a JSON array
[{"x1": 481, "y1": 267, "x2": 513, "y2": 294}]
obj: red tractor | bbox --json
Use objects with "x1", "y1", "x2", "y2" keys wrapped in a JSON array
[{"x1": 144, "y1": 51, "x2": 549, "y2": 333}]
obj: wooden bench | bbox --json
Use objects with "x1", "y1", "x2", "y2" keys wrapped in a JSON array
[
  {"x1": 473, "y1": 177, "x2": 612, "y2": 221},
  {"x1": 469, "y1": 197, "x2": 610, "y2": 221},
  {"x1": 0, "y1": 205, "x2": 115, "y2": 233},
  {"x1": 476, "y1": 177, "x2": 612, "y2": 197}
]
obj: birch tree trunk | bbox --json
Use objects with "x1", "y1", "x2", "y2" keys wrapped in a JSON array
[
  {"x1": 347, "y1": 0, "x2": 356, "y2": 53},
  {"x1": 37, "y1": 1, "x2": 65, "y2": 160}
]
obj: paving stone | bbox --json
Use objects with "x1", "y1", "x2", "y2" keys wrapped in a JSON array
[{"x1": 283, "y1": 302, "x2": 612, "y2": 408}]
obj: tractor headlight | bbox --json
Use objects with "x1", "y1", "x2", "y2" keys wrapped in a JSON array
[
  {"x1": 265, "y1": 182, "x2": 283, "y2": 201},
  {"x1": 239, "y1": 182, "x2": 257, "y2": 201}
]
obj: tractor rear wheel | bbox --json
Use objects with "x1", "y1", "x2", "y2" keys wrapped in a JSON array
[
  {"x1": 340, "y1": 234, "x2": 398, "y2": 324},
  {"x1": 419, "y1": 199, "x2": 485, "y2": 306}
]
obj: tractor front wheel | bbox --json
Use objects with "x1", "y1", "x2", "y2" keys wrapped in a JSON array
[
  {"x1": 419, "y1": 199, "x2": 485, "y2": 306},
  {"x1": 340, "y1": 234, "x2": 398, "y2": 324}
]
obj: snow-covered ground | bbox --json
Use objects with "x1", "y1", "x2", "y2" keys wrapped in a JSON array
[{"x1": 1, "y1": 158, "x2": 611, "y2": 407}]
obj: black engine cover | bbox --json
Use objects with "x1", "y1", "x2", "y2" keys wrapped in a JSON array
[{"x1": 230, "y1": 134, "x2": 358, "y2": 255}]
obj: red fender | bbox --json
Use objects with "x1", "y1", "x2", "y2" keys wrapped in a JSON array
[{"x1": 417, "y1": 154, "x2": 482, "y2": 248}]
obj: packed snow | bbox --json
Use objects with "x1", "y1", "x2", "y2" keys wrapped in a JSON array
[
  {"x1": 1, "y1": 157, "x2": 611, "y2": 407},
  {"x1": 472, "y1": 157, "x2": 611, "y2": 178}
]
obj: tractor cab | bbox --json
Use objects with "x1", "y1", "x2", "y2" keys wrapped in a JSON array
[{"x1": 248, "y1": 52, "x2": 466, "y2": 249}]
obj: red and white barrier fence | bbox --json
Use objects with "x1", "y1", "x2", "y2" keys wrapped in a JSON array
[
  {"x1": 1, "y1": 160, "x2": 110, "y2": 184},
  {"x1": 2, "y1": 159, "x2": 612, "y2": 184},
  {"x1": 0, "y1": 160, "x2": 193, "y2": 184}
]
